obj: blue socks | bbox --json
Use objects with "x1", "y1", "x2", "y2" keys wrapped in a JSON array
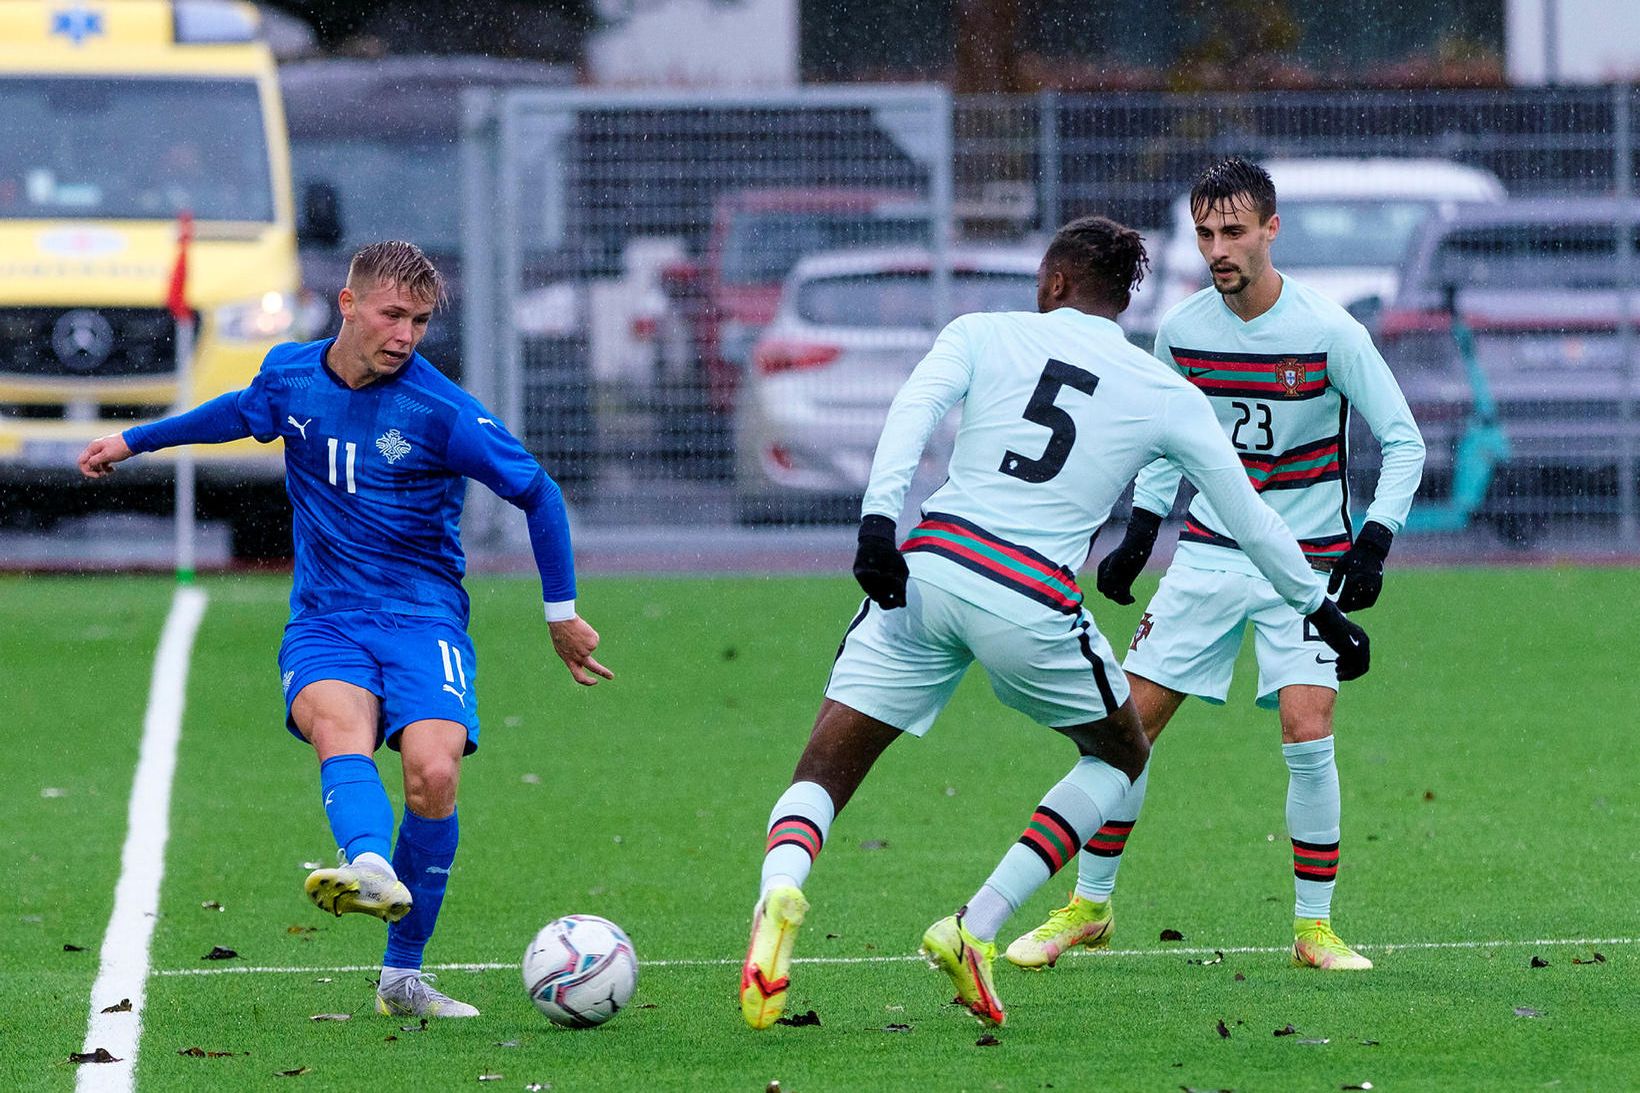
[
  {"x1": 319, "y1": 754, "x2": 394, "y2": 863},
  {"x1": 384, "y1": 808, "x2": 459, "y2": 970}
]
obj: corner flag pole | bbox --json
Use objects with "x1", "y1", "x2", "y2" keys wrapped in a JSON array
[{"x1": 168, "y1": 211, "x2": 196, "y2": 585}]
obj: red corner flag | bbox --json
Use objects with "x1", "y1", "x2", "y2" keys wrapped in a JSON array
[{"x1": 167, "y1": 210, "x2": 194, "y2": 321}]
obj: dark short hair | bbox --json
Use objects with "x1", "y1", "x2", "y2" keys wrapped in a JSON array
[
  {"x1": 1188, "y1": 156, "x2": 1277, "y2": 223},
  {"x1": 346, "y1": 240, "x2": 445, "y2": 307},
  {"x1": 1042, "y1": 215, "x2": 1149, "y2": 309}
]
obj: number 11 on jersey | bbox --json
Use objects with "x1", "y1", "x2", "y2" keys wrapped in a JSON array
[{"x1": 327, "y1": 437, "x2": 357, "y2": 494}]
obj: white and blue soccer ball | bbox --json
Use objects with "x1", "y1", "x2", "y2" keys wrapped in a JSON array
[{"x1": 522, "y1": 914, "x2": 638, "y2": 1028}]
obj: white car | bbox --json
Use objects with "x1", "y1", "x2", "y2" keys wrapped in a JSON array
[
  {"x1": 735, "y1": 245, "x2": 1041, "y2": 524},
  {"x1": 1128, "y1": 157, "x2": 1506, "y2": 336}
]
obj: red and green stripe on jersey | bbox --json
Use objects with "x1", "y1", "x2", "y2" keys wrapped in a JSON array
[
  {"x1": 902, "y1": 511, "x2": 1084, "y2": 616},
  {"x1": 766, "y1": 815, "x2": 824, "y2": 862},
  {"x1": 1242, "y1": 434, "x2": 1344, "y2": 493},
  {"x1": 1018, "y1": 805, "x2": 1082, "y2": 874},
  {"x1": 1172, "y1": 347, "x2": 1331, "y2": 401},
  {"x1": 1180, "y1": 517, "x2": 1354, "y2": 565},
  {"x1": 1292, "y1": 838, "x2": 1339, "y2": 882},
  {"x1": 1083, "y1": 820, "x2": 1135, "y2": 858}
]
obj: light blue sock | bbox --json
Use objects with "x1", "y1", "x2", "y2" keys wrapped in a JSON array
[
  {"x1": 1284, "y1": 737, "x2": 1341, "y2": 919},
  {"x1": 964, "y1": 757, "x2": 1132, "y2": 941},
  {"x1": 760, "y1": 781, "x2": 836, "y2": 897},
  {"x1": 384, "y1": 808, "x2": 459, "y2": 970},
  {"x1": 319, "y1": 754, "x2": 394, "y2": 863},
  {"x1": 1074, "y1": 766, "x2": 1148, "y2": 902}
]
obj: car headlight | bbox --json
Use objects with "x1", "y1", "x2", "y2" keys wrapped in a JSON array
[{"x1": 214, "y1": 292, "x2": 297, "y2": 342}]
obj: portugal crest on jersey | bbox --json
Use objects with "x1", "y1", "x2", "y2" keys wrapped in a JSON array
[
  {"x1": 376, "y1": 428, "x2": 412, "y2": 464},
  {"x1": 1275, "y1": 358, "x2": 1306, "y2": 397}
]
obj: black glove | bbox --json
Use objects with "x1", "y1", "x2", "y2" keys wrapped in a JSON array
[
  {"x1": 1305, "y1": 599, "x2": 1370, "y2": 682},
  {"x1": 1327, "y1": 521, "x2": 1394, "y2": 612},
  {"x1": 1095, "y1": 508, "x2": 1163, "y2": 606},
  {"x1": 853, "y1": 514, "x2": 909, "y2": 609}
]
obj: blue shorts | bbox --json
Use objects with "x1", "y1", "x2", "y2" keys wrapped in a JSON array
[{"x1": 278, "y1": 610, "x2": 480, "y2": 755}]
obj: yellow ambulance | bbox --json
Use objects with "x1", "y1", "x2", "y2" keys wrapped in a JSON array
[{"x1": 0, "y1": 0, "x2": 298, "y2": 556}]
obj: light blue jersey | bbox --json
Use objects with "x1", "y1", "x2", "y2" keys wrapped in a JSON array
[
  {"x1": 1134, "y1": 277, "x2": 1425, "y2": 576},
  {"x1": 862, "y1": 307, "x2": 1327, "y2": 626}
]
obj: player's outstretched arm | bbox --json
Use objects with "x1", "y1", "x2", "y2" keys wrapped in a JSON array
[
  {"x1": 549, "y1": 616, "x2": 613, "y2": 687},
  {"x1": 77, "y1": 433, "x2": 134, "y2": 479}
]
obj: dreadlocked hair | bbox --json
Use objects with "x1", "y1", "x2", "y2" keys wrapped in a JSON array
[
  {"x1": 1189, "y1": 156, "x2": 1277, "y2": 223},
  {"x1": 1042, "y1": 215, "x2": 1149, "y2": 309}
]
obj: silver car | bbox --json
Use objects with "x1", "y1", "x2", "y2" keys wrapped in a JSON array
[{"x1": 735, "y1": 245, "x2": 1041, "y2": 524}]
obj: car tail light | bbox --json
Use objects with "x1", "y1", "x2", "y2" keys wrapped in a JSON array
[
  {"x1": 754, "y1": 340, "x2": 842, "y2": 375},
  {"x1": 1377, "y1": 307, "x2": 1452, "y2": 339}
]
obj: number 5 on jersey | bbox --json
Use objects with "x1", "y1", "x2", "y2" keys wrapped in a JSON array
[{"x1": 1000, "y1": 358, "x2": 1101, "y2": 483}]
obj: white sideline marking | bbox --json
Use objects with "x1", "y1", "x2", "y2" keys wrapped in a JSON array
[
  {"x1": 78, "y1": 586, "x2": 208, "y2": 1093},
  {"x1": 156, "y1": 935, "x2": 1636, "y2": 977}
]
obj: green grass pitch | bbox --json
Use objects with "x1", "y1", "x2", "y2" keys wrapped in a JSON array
[{"x1": 3, "y1": 567, "x2": 1636, "y2": 1091}]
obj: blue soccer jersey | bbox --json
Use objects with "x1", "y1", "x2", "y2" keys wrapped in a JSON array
[{"x1": 124, "y1": 338, "x2": 575, "y2": 625}]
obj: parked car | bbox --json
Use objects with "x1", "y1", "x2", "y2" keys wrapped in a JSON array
[
  {"x1": 659, "y1": 187, "x2": 934, "y2": 415},
  {"x1": 1128, "y1": 157, "x2": 1506, "y2": 338},
  {"x1": 281, "y1": 56, "x2": 571, "y2": 377},
  {"x1": 735, "y1": 245, "x2": 1040, "y2": 524},
  {"x1": 1376, "y1": 197, "x2": 1640, "y2": 527}
]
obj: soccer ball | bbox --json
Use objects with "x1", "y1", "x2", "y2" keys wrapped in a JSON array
[{"x1": 522, "y1": 914, "x2": 638, "y2": 1028}]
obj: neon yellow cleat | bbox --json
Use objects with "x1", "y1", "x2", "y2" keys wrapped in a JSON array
[
  {"x1": 1004, "y1": 894, "x2": 1114, "y2": 969},
  {"x1": 1292, "y1": 918, "x2": 1373, "y2": 970},
  {"x1": 303, "y1": 851, "x2": 411, "y2": 923},
  {"x1": 921, "y1": 914, "x2": 1005, "y2": 1027},
  {"x1": 740, "y1": 885, "x2": 808, "y2": 1029}
]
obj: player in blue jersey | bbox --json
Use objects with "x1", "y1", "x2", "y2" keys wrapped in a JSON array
[
  {"x1": 78, "y1": 241, "x2": 612, "y2": 1018},
  {"x1": 738, "y1": 216, "x2": 1372, "y2": 1029},
  {"x1": 1005, "y1": 158, "x2": 1424, "y2": 973}
]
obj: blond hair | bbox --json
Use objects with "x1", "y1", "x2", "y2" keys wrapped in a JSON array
[{"x1": 346, "y1": 241, "x2": 445, "y2": 307}]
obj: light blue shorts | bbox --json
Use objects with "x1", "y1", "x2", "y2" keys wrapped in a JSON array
[
  {"x1": 1121, "y1": 564, "x2": 1337, "y2": 710},
  {"x1": 824, "y1": 577, "x2": 1129, "y2": 736},
  {"x1": 278, "y1": 610, "x2": 480, "y2": 754}
]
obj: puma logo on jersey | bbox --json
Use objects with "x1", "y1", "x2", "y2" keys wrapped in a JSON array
[
  {"x1": 287, "y1": 416, "x2": 311, "y2": 439},
  {"x1": 477, "y1": 417, "x2": 497, "y2": 428},
  {"x1": 442, "y1": 683, "x2": 467, "y2": 707}
]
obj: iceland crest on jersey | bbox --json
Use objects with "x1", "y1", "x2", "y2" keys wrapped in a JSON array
[{"x1": 376, "y1": 428, "x2": 412, "y2": 464}]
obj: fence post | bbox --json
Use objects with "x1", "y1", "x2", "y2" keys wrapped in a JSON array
[
  {"x1": 1616, "y1": 83, "x2": 1636, "y2": 542},
  {"x1": 1037, "y1": 90, "x2": 1059, "y2": 230}
]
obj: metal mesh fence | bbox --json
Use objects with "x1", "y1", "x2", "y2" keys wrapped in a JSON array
[{"x1": 465, "y1": 84, "x2": 1638, "y2": 549}]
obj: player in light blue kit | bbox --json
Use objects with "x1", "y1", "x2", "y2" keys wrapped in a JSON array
[
  {"x1": 739, "y1": 216, "x2": 1373, "y2": 1029},
  {"x1": 1006, "y1": 158, "x2": 1425, "y2": 973},
  {"x1": 78, "y1": 242, "x2": 612, "y2": 1018}
]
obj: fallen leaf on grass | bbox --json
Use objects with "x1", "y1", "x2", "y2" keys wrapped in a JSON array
[
  {"x1": 1188, "y1": 951, "x2": 1225, "y2": 966},
  {"x1": 975, "y1": 1033, "x2": 1001, "y2": 1047},
  {"x1": 1530, "y1": 956, "x2": 1550, "y2": 968},
  {"x1": 775, "y1": 1010, "x2": 821, "y2": 1027},
  {"x1": 69, "y1": 1048, "x2": 121, "y2": 1064},
  {"x1": 1160, "y1": 929, "x2": 1185, "y2": 942},
  {"x1": 177, "y1": 1047, "x2": 243, "y2": 1058},
  {"x1": 878, "y1": 1023, "x2": 912, "y2": 1033},
  {"x1": 309, "y1": 1014, "x2": 350, "y2": 1022},
  {"x1": 1572, "y1": 953, "x2": 1606, "y2": 965},
  {"x1": 276, "y1": 1066, "x2": 311, "y2": 1077},
  {"x1": 1359, "y1": 1039, "x2": 1381, "y2": 1046},
  {"x1": 1216, "y1": 1019, "x2": 1231, "y2": 1039},
  {"x1": 1298, "y1": 1038, "x2": 1330, "y2": 1045},
  {"x1": 1422, "y1": 790, "x2": 1436, "y2": 801},
  {"x1": 477, "y1": 1075, "x2": 504, "y2": 1082},
  {"x1": 1514, "y1": 1007, "x2": 1544, "y2": 1018},
  {"x1": 1233, "y1": 973, "x2": 1247, "y2": 982},
  {"x1": 201, "y1": 901, "x2": 224, "y2": 912},
  {"x1": 101, "y1": 998, "x2": 132, "y2": 1014},
  {"x1": 63, "y1": 943, "x2": 86, "y2": 952},
  {"x1": 400, "y1": 1019, "x2": 429, "y2": 1033},
  {"x1": 1341, "y1": 1083, "x2": 1374, "y2": 1090},
  {"x1": 202, "y1": 946, "x2": 239, "y2": 961},
  {"x1": 287, "y1": 926, "x2": 317, "y2": 936},
  {"x1": 1273, "y1": 1024, "x2": 1297, "y2": 1037}
]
